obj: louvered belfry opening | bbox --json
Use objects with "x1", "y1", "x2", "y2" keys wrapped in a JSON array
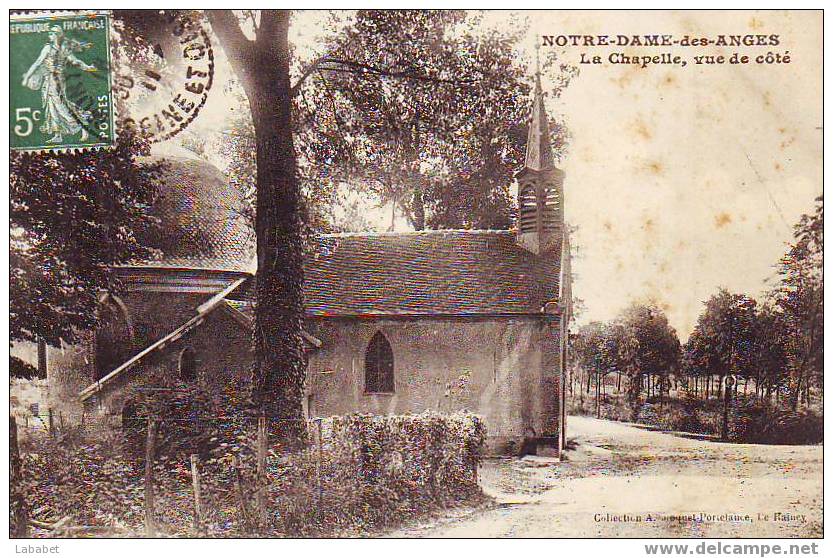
[
  {"x1": 519, "y1": 179, "x2": 560, "y2": 235},
  {"x1": 519, "y1": 182, "x2": 538, "y2": 233},
  {"x1": 365, "y1": 331, "x2": 394, "y2": 393},
  {"x1": 542, "y1": 184, "x2": 560, "y2": 232}
]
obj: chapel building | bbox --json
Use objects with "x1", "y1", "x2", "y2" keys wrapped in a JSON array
[{"x1": 46, "y1": 74, "x2": 570, "y2": 455}]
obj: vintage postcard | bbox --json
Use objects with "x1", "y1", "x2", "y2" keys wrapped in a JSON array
[{"x1": 7, "y1": 7, "x2": 824, "y2": 548}]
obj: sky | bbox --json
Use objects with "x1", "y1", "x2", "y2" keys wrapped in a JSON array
[
  {"x1": 154, "y1": 10, "x2": 822, "y2": 341},
  {"x1": 540, "y1": 11, "x2": 822, "y2": 338}
]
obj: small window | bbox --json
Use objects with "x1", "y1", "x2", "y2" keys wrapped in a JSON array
[
  {"x1": 178, "y1": 347, "x2": 197, "y2": 381},
  {"x1": 365, "y1": 332, "x2": 394, "y2": 393}
]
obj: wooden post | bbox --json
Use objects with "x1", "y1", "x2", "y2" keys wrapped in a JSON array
[
  {"x1": 190, "y1": 454, "x2": 203, "y2": 535},
  {"x1": 315, "y1": 418, "x2": 324, "y2": 522},
  {"x1": 11, "y1": 417, "x2": 30, "y2": 538},
  {"x1": 48, "y1": 408, "x2": 54, "y2": 435},
  {"x1": 232, "y1": 454, "x2": 251, "y2": 534},
  {"x1": 144, "y1": 418, "x2": 157, "y2": 536},
  {"x1": 256, "y1": 415, "x2": 267, "y2": 532}
]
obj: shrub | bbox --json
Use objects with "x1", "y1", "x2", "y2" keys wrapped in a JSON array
[
  {"x1": 267, "y1": 412, "x2": 486, "y2": 535},
  {"x1": 18, "y1": 411, "x2": 486, "y2": 537},
  {"x1": 731, "y1": 401, "x2": 823, "y2": 444},
  {"x1": 666, "y1": 395, "x2": 708, "y2": 434}
]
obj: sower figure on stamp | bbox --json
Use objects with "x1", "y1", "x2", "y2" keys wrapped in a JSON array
[{"x1": 21, "y1": 25, "x2": 97, "y2": 144}]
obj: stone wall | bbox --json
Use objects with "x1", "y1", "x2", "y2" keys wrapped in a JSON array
[
  {"x1": 88, "y1": 306, "x2": 254, "y2": 418},
  {"x1": 305, "y1": 316, "x2": 561, "y2": 453},
  {"x1": 47, "y1": 285, "x2": 562, "y2": 455},
  {"x1": 47, "y1": 290, "x2": 211, "y2": 420}
]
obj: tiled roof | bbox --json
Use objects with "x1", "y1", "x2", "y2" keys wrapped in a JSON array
[
  {"x1": 127, "y1": 153, "x2": 561, "y2": 316},
  {"x1": 296, "y1": 230, "x2": 561, "y2": 316},
  {"x1": 133, "y1": 154, "x2": 256, "y2": 273}
]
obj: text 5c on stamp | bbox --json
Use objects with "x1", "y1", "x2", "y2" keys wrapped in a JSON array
[{"x1": 10, "y1": 11, "x2": 115, "y2": 153}]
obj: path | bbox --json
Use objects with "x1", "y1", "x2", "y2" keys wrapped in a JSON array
[{"x1": 389, "y1": 416, "x2": 822, "y2": 538}]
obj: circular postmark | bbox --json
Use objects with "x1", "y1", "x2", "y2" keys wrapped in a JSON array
[{"x1": 112, "y1": 10, "x2": 214, "y2": 143}]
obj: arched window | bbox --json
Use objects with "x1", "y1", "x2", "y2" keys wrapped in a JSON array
[
  {"x1": 178, "y1": 347, "x2": 197, "y2": 381},
  {"x1": 95, "y1": 298, "x2": 134, "y2": 381},
  {"x1": 365, "y1": 332, "x2": 394, "y2": 393}
]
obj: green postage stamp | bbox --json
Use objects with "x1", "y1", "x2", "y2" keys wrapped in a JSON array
[{"x1": 10, "y1": 11, "x2": 115, "y2": 152}]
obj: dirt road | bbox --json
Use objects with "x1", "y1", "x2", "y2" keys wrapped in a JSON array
[{"x1": 389, "y1": 416, "x2": 822, "y2": 538}]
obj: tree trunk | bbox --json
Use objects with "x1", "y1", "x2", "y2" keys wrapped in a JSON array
[
  {"x1": 251, "y1": 15, "x2": 307, "y2": 443},
  {"x1": 411, "y1": 186, "x2": 426, "y2": 230},
  {"x1": 208, "y1": 10, "x2": 307, "y2": 444}
]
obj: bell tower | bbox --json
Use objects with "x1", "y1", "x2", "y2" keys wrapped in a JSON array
[{"x1": 516, "y1": 65, "x2": 564, "y2": 255}]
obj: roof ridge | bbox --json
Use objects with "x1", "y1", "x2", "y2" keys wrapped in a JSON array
[{"x1": 321, "y1": 229, "x2": 514, "y2": 238}]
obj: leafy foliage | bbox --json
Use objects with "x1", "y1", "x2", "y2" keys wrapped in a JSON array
[
  {"x1": 267, "y1": 412, "x2": 486, "y2": 535},
  {"x1": 20, "y1": 411, "x2": 485, "y2": 537},
  {"x1": 683, "y1": 290, "x2": 758, "y2": 385},
  {"x1": 772, "y1": 195, "x2": 823, "y2": 409},
  {"x1": 571, "y1": 306, "x2": 680, "y2": 420},
  {"x1": 614, "y1": 303, "x2": 681, "y2": 414},
  {"x1": 573, "y1": 322, "x2": 619, "y2": 386},
  {"x1": 222, "y1": 10, "x2": 577, "y2": 232},
  {"x1": 10, "y1": 130, "x2": 161, "y2": 376}
]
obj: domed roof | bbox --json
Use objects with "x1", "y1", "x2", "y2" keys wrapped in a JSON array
[{"x1": 133, "y1": 150, "x2": 255, "y2": 273}]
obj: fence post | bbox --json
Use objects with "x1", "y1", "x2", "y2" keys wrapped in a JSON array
[
  {"x1": 256, "y1": 415, "x2": 267, "y2": 532},
  {"x1": 316, "y1": 418, "x2": 323, "y2": 523},
  {"x1": 11, "y1": 416, "x2": 30, "y2": 538},
  {"x1": 48, "y1": 408, "x2": 54, "y2": 436},
  {"x1": 232, "y1": 454, "x2": 252, "y2": 533},
  {"x1": 144, "y1": 418, "x2": 157, "y2": 536},
  {"x1": 190, "y1": 454, "x2": 204, "y2": 535}
]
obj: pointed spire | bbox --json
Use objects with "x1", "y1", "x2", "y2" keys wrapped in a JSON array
[{"x1": 524, "y1": 46, "x2": 555, "y2": 172}]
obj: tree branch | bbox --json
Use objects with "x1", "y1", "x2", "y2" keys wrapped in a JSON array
[
  {"x1": 206, "y1": 10, "x2": 255, "y2": 91},
  {"x1": 318, "y1": 58, "x2": 482, "y2": 86},
  {"x1": 256, "y1": 10, "x2": 283, "y2": 48},
  {"x1": 290, "y1": 55, "x2": 330, "y2": 97}
]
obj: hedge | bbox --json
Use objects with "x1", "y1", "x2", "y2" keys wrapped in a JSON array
[{"x1": 267, "y1": 412, "x2": 486, "y2": 535}]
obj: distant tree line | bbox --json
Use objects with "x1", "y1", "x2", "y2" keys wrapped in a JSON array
[{"x1": 570, "y1": 196, "x2": 823, "y2": 419}]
